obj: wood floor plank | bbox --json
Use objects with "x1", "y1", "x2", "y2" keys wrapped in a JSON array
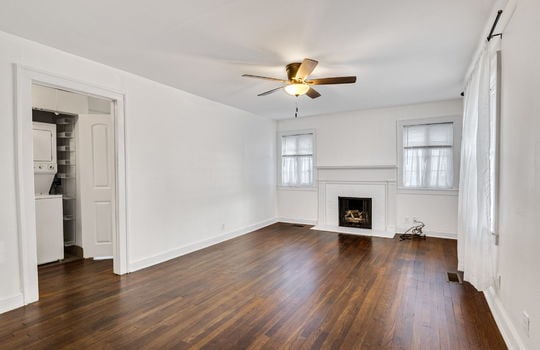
[{"x1": 0, "y1": 223, "x2": 506, "y2": 349}]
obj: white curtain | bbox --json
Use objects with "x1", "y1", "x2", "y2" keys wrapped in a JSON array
[
  {"x1": 281, "y1": 134, "x2": 313, "y2": 186},
  {"x1": 457, "y1": 45, "x2": 497, "y2": 291},
  {"x1": 403, "y1": 123, "x2": 454, "y2": 188}
]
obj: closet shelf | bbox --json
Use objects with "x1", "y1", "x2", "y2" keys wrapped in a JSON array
[
  {"x1": 56, "y1": 118, "x2": 75, "y2": 125},
  {"x1": 63, "y1": 215, "x2": 74, "y2": 221},
  {"x1": 57, "y1": 146, "x2": 75, "y2": 151},
  {"x1": 58, "y1": 160, "x2": 75, "y2": 165},
  {"x1": 62, "y1": 196, "x2": 76, "y2": 200},
  {"x1": 57, "y1": 174, "x2": 75, "y2": 179},
  {"x1": 58, "y1": 131, "x2": 74, "y2": 138}
]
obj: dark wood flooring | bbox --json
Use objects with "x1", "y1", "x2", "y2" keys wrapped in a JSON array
[{"x1": 0, "y1": 223, "x2": 506, "y2": 349}]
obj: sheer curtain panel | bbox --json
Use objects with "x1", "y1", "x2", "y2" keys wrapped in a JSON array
[{"x1": 457, "y1": 43, "x2": 498, "y2": 291}]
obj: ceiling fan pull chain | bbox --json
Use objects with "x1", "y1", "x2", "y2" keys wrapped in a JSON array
[{"x1": 295, "y1": 97, "x2": 299, "y2": 118}]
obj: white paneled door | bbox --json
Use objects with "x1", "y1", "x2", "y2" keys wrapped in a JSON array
[{"x1": 78, "y1": 114, "x2": 115, "y2": 258}]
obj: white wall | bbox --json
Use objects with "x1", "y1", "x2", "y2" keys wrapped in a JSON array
[
  {"x1": 491, "y1": 0, "x2": 540, "y2": 348},
  {"x1": 277, "y1": 99, "x2": 463, "y2": 236},
  {"x1": 0, "y1": 31, "x2": 277, "y2": 311}
]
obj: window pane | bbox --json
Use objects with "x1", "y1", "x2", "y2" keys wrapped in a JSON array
[
  {"x1": 296, "y1": 155, "x2": 313, "y2": 185},
  {"x1": 296, "y1": 134, "x2": 313, "y2": 155},
  {"x1": 428, "y1": 123, "x2": 453, "y2": 146},
  {"x1": 281, "y1": 156, "x2": 297, "y2": 186},
  {"x1": 282, "y1": 133, "x2": 313, "y2": 156},
  {"x1": 404, "y1": 123, "x2": 453, "y2": 147},
  {"x1": 403, "y1": 147, "x2": 453, "y2": 188},
  {"x1": 403, "y1": 124, "x2": 428, "y2": 147},
  {"x1": 282, "y1": 135, "x2": 298, "y2": 155},
  {"x1": 427, "y1": 147, "x2": 453, "y2": 188},
  {"x1": 403, "y1": 148, "x2": 428, "y2": 187}
]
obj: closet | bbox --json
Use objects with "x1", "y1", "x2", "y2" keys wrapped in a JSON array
[{"x1": 32, "y1": 84, "x2": 114, "y2": 263}]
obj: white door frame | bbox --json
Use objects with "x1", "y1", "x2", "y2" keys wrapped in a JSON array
[{"x1": 14, "y1": 64, "x2": 128, "y2": 305}]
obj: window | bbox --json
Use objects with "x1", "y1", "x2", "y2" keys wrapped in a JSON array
[
  {"x1": 398, "y1": 119, "x2": 460, "y2": 190},
  {"x1": 280, "y1": 132, "x2": 314, "y2": 187}
]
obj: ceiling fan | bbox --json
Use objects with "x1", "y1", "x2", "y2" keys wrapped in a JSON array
[{"x1": 242, "y1": 58, "x2": 356, "y2": 99}]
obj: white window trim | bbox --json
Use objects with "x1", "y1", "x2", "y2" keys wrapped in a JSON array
[
  {"x1": 396, "y1": 116, "x2": 462, "y2": 193},
  {"x1": 277, "y1": 129, "x2": 317, "y2": 190}
]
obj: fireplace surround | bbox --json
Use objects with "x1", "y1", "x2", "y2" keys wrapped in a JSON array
[{"x1": 313, "y1": 166, "x2": 397, "y2": 238}]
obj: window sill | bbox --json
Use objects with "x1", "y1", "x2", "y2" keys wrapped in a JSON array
[
  {"x1": 397, "y1": 187, "x2": 459, "y2": 196},
  {"x1": 278, "y1": 186, "x2": 318, "y2": 192}
]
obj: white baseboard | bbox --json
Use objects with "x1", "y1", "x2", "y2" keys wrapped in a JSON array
[
  {"x1": 128, "y1": 218, "x2": 278, "y2": 273},
  {"x1": 93, "y1": 256, "x2": 113, "y2": 260},
  {"x1": 427, "y1": 231, "x2": 457, "y2": 240},
  {"x1": 396, "y1": 227, "x2": 457, "y2": 240},
  {"x1": 484, "y1": 286, "x2": 526, "y2": 350},
  {"x1": 278, "y1": 218, "x2": 317, "y2": 225},
  {"x1": 311, "y1": 224, "x2": 395, "y2": 239},
  {"x1": 0, "y1": 293, "x2": 24, "y2": 314}
]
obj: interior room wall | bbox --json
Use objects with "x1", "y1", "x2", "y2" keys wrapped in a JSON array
[
  {"x1": 490, "y1": 0, "x2": 540, "y2": 348},
  {"x1": 0, "y1": 30, "x2": 277, "y2": 312},
  {"x1": 277, "y1": 99, "x2": 463, "y2": 237}
]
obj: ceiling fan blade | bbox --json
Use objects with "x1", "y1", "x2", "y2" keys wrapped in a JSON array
[
  {"x1": 307, "y1": 76, "x2": 357, "y2": 85},
  {"x1": 306, "y1": 88, "x2": 321, "y2": 99},
  {"x1": 242, "y1": 74, "x2": 287, "y2": 83},
  {"x1": 295, "y1": 58, "x2": 318, "y2": 80},
  {"x1": 257, "y1": 86, "x2": 285, "y2": 96}
]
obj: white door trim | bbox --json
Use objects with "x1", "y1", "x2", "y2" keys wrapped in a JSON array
[{"x1": 13, "y1": 64, "x2": 128, "y2": 305}]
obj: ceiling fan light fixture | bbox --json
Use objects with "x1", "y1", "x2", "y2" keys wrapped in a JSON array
[
  {"x1": 242, "y1": 58, "x2": 356, "y2": 99},
  {"x1": 284, "y1": 83, "x2": 310, "y2": 96}
]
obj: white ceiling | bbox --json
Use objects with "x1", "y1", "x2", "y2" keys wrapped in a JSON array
[{"x1": 0, "y1": 0, "x2": 495, "y2": 119}]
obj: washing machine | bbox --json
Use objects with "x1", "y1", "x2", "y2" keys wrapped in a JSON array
[{"x1": 33, "y1": 122, "x2": 64, "y2": 264}]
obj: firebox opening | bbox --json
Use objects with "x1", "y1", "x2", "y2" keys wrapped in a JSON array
[{"x1": 338, "y1": 197, "x2": 372, "y2": 229}]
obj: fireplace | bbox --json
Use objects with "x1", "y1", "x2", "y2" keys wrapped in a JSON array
[{"x1": 338, "y1": 197, "x2": 372, "y2": 229}]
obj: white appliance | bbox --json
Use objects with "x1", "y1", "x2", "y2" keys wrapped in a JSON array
[
  {"x1": 33, "y1": 122, "x2": 57, "y2": 194},
  {"x1": 33, "y1": 122, "x2": 64, "y2": 264},
  {"x1": 35, "y1": 194, "x2": 64, "y2": 264}
]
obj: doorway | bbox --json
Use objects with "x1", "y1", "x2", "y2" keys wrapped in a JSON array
[
  {"x1": 14, "y1": 65, "x2": 128, "y2": 306},
  {"x1": 32, "y1": 87, "x2": 116, "y2": 264}
]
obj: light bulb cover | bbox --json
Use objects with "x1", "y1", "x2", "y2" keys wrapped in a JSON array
[{"x1": 285, "y1": 83, "x2": 310, "y2": 96}]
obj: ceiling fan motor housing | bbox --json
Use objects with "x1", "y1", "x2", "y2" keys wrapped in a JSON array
[{"x1": 286, "y1": 62, "x2": 302, "y2": 81}]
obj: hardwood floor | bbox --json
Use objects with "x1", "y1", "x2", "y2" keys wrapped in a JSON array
[{"x1": 0, "y1": 223, "x2": 506, "y2": 349}]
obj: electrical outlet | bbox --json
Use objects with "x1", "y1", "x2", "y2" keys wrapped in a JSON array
[
  {"x1": 496, "y1": 275, "x2": 502, "y2": 290},
  {"x1": 521, "y1": 311, "x2": 530, "y2": 337}
]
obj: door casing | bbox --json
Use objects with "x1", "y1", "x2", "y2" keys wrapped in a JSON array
[{"x1": 14, "y1": 64, "x2": 128, "y2": 306}]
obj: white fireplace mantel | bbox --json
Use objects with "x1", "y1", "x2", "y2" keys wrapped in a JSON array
[{"x1": 312, "y1": 166, "x2": 397, "y2": 238}]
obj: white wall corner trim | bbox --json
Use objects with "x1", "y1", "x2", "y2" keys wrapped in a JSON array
[
  {"x1": 484, "y1": 286, "x2": 527, "y2": 350},
  {"x1": 0, "y1": 293, "x2": 24, "y2": 314},
  {"x1": 128, "y1": 218, "x2": 278, "y2": 273}
]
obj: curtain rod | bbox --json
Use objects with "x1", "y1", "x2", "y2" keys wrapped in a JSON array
[
  {"x1": 487, "y1": 10, "x2": 503, "y2": 41},
  {"x1": 460, "y1": 9, "x2": 504, "y2": 97}
]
